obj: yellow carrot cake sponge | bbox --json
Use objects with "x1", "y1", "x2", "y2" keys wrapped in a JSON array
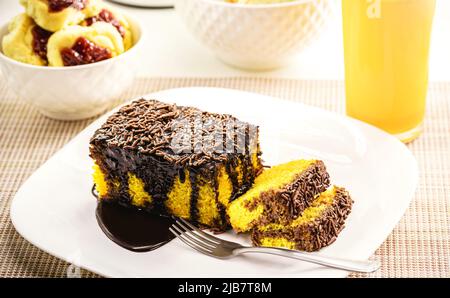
[{"x1": 227, "y1": 159, "x2": 330, "y2": 232}]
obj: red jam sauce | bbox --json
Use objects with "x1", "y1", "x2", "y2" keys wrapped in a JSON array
[
  {"x1": 47, "y1": 0, "x2": 87, "y2": 13},
  {"x1": 31, "y1": 25, "x2": 52, "y2": 63},
  {"x1": 85, "y1": 9, "x2": 126, "y2": 38},
  {"x1": 61, "y1": 37, "x2": 112, "y2": 66}
]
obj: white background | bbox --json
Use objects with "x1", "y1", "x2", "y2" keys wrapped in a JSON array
[{"x1": 0, "y1": 0, "x2": 449, "y2": 81}]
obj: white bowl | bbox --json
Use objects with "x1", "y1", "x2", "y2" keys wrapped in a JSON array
[
  {"x1": 176, "y1": 0, "x2": 331, "y2": 70},
  {"x1": 109, "y1": 0, "x2": 174, "y2": 7},
  {"x1": 0, "y1": 15, "x2": 143, "y2": 121}
]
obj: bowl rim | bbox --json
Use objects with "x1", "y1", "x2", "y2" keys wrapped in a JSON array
[
  {"x1": 185, "y1": 0, "x2": 319, "y2": 9},
  {"x1": 0, "y1": 12, "x2": 144, "y2": 71}
]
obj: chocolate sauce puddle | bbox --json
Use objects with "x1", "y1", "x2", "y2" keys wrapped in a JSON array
[{"x1": 93, "y1": 187, "x2": 176, "y2": 252}]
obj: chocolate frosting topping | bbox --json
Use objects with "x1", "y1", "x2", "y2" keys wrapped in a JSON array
[{"x1": 90, "y1": 99, "x2": 259, "y2": 168}]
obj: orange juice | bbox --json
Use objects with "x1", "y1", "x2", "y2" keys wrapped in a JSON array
[{"x1": 342, "y1": 0, "x2": 435, "y2": 142}]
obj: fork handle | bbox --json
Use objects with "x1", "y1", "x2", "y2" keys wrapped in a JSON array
[{"x1": 234, "y1": 247, "x2": 380, "y2": 273}]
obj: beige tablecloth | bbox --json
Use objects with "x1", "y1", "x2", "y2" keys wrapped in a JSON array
[{"x1": 0, "y1": 77, "x2": 449, "y2": 278}]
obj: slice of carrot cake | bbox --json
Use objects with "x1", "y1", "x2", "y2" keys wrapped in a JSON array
[
  {"x1": 252, "y1": 186, "x2": 353, "y2": 251},
  {"x1": 227, "y1": 159, "x2": 330, "y2": 232}
]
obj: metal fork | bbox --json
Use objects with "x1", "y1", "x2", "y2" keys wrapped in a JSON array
[{"x1": 169, "y1": 217, "x2": 380, "y2": 273}]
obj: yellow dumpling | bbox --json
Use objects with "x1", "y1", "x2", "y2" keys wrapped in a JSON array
[
  {"x1": 227, "y1": 0, "x2": 294, "y2": 3},
  {"x1": 20, "y1": 0, "x2": 103, "y2": 32},
  {"x1": 109, "y1": 8, "x2": 133, "y2": 51},
  {"x1": 47, "y1": 22, "x2": 125, "y2": 66},
  {"x1": 1, "y1": 13, "x2": 47, "y2": 66},
  {"x1": 81, "y1": 5, "x2": 133, "y2": 50}
]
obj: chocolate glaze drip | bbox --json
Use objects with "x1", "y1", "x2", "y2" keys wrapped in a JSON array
[
  {"x1": 61, "y1": 37, "x2": 112, "y2": 66},
  {"x1": 31, "y1": 25, "x2": 52, "y2": 63},
  {"x1": 179, "y1": 168, "x2": 186, "y2": 183},
  {"x1": 214, "y1": 167, "x2": 228, "y2": 229},
  {"x1": 138, "y1": 157, "x2": 179, "y2": 213},
  {"x1": 189, "y1": 169, "x2": 199, "y2": 224},
  {"x1": 225, "y1": 161, "x2": 239, "y2": 199},
  {"x1": 47, "y1": 0, "x2": 87, "y2": 12}
]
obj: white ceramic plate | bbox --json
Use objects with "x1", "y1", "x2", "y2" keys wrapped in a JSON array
[
  {"x1": 10, "y1": 88, "x2": 418, "y2": 278},
  {"x1": 108, "y1": 0, "x2": 173, "y2": 8}
]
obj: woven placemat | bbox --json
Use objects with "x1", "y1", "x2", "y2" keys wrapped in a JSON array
[{"x1": 0, "y1": 77, "x2": 449, "y2": 278}]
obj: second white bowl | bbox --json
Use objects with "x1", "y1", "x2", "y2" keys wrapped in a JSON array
[{"x1": 176, "y1": 0, "x2": 332, "y2": 70}]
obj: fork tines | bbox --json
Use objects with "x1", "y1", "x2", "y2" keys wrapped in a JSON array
[{"x1": 169, "y1": 217, "x2": 220, "y2": 256}]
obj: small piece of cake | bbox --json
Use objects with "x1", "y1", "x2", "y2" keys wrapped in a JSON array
[
  {"x1": 252, "y1": 186, "x2": 353, "y2": 251},
  {"x1": 90, "y1": 99, "x2": 263, "y2": 231},
  {"x1": 20, "y1": 0, "x2": 102, "y2": 32},
  {"x1": 227, "y1": 159, "x2": 330, "y2": 232},
  {"x1": 1, "y1": 14, "x2": 51, "y2": 66},
  {"x1": 46, "y1": 22, "x2": 124, "y2": 66}
]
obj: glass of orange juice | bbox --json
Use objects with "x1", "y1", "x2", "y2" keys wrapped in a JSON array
[{"x1": 342, "y1": 0, "x2": 436, "y2": 143}]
